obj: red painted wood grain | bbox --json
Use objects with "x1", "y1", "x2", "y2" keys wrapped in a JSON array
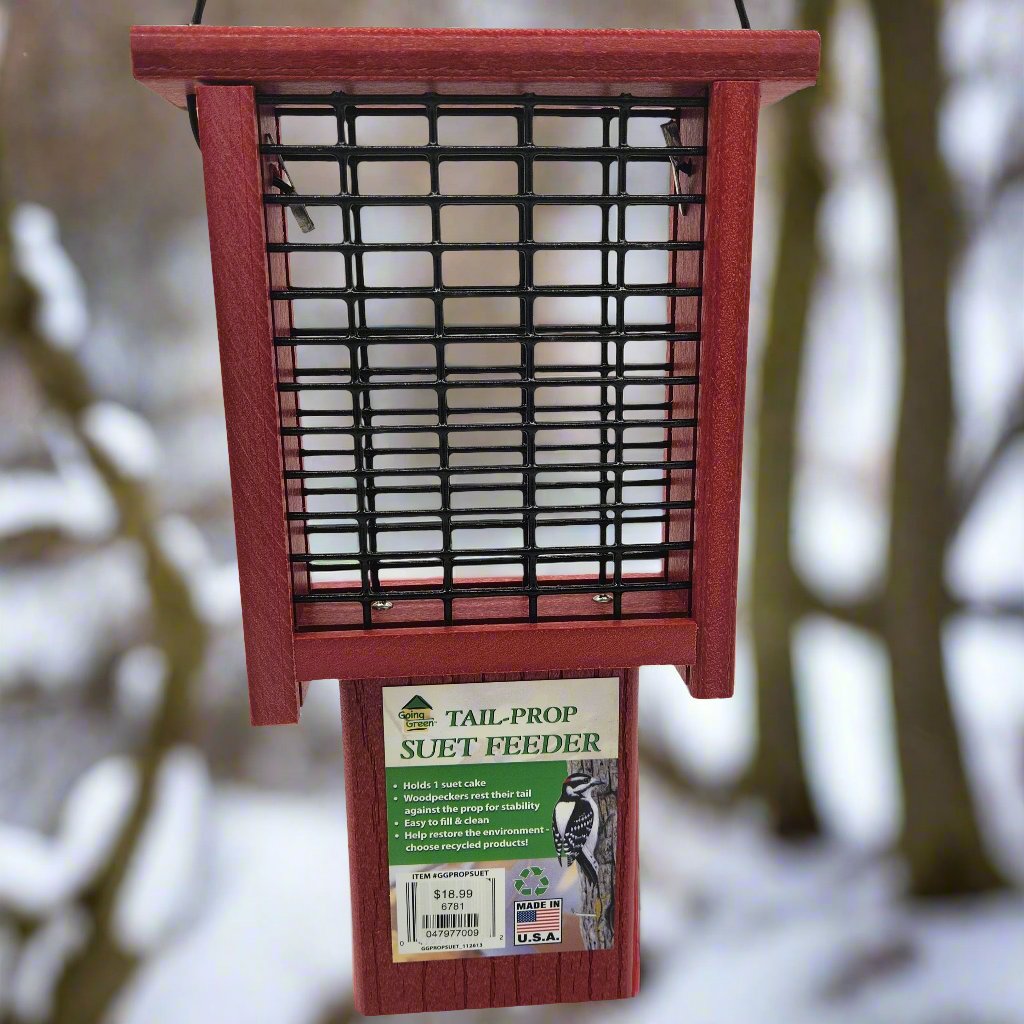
[
  {"x1": 684, "y1": 81, "x2": 761, "y2": 699},
  {"x1": 131, "y1": 26, "x2": 819, "y2": 107},
  {"x1": 197, "y1": 85, "x2": 300, "y2": 725},
  {"x1": 340, "y1": 667, "x2": 640, "y2": 1015},
  {"x1": 295, "y1": 613, "x2": 696, "y2": 683}
]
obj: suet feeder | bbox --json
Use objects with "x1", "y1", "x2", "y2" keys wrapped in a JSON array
[{"x1": 132, "y1": 20, "x2": 818, "y2": 1016}]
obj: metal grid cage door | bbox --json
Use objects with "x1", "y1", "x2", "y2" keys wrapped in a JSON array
[{"x1": 263, "y1": 92, "x2": 707, "y2": 634}]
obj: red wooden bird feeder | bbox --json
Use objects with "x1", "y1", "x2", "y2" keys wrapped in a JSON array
[{"x1": 132, "y1": 20, "x2": 817, "y2": 1016}]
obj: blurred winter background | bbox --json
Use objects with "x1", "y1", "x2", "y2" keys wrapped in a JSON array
[{"x1": 0, "y1": 1, "x2": 1021, "y2": 1022}]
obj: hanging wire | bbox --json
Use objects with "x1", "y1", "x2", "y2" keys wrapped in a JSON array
[
  {"x1": 734, "y1": 0, "x2": 752, "y2": 28},
  {"x1": 187, "y1": 1, "x2": 207, "y2": 143},
  {"x1": 186, "y1": 95, "x2": 201, "y2": 146}
]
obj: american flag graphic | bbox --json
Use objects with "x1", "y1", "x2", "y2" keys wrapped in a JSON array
[{"x1": 515, "y1": 906, "x2": 561, "y2": 935}]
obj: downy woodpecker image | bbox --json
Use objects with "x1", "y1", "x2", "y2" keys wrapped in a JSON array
[{"x1": 552, "y1": 773, "x2": 602, "y2": 885}]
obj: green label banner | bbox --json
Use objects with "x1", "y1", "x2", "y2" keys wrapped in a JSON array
[{"x1": 387, "y1": 761, "x2": 567, "y2": 865}]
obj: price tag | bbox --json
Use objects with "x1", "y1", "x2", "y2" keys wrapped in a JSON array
[{"x1": 395, "y1": 868, "x2": 506, "y2": 954}]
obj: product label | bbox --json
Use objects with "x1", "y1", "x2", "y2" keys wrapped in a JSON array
[
  {"x1": 384, "y1": 677, "x2": 619, "y2": 962},
  {"x1": 395, "y1": 868, "x2": 506, "y2": 955}
]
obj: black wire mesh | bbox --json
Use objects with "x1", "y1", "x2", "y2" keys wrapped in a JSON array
[{"x1": 259, "y1": 92, "x2": 707, "y2": 631}]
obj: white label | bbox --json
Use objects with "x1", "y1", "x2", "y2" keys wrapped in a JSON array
[
  {"x1": 395, "y1": 868, "x2": 506, "y2": 955},
  {"x1": 386, "y1": 677, "x2": 620, "y2": 963},
  {"x1": 383, "y1": 676, "x2": 619, "y2": 767}
]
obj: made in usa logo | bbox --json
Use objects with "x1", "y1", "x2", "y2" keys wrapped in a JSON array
[{"x1": 513, "y1": 898, "x2": 562, "y2": 945}]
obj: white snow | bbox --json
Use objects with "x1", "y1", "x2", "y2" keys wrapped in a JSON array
[
  {"x1": 640, "y1": 647, "x2": 755, "y2": 787},
  {"x1": 616, "y1": 787, "x2": 1024, "y2": 1024},
  {"x1": 944, "y1": 0, "x2": 1024, "y2": 75},
  {"x1": 943, "y1": 78, "x2": 1017, "y2": 193},
  {"x1": 0, "y1": 420, "x2": 115, "y2": 542},
  {"x1": 115, "y1": 747, "x2": 211, "y2": 954},
  {"x1": 155, "y1": 514, "x2": 241, "y2": 626},
  {"x1": 109, "y1": 778, "x2": 1024, "y2": 1024},
  {"x1": 0, "y1": 542, "x2": 148, "y2": 692},
  {"x1": 946, "y1": 616, "x2": 1024, "y2": 880},
  {"x1": 818, "y1": 169, "x2": 895, "y2": 271},
  {"x1": 791, "y1": 462, "x2": 889, "y2": 603},
  {"x1": 10, "y1": 204, "x2": 88, "y2": 350},
  {"x1": 80, "y1": 401, "x2": 162, "y2": 481},
  {"x1": 115, "y1": 787, "x2": 352, "y2": 1024},
  {"x1": 0, "y1": 467, "x2": 111, "y2": 544},
  {"x1": 0, "y1": 757, "x2": 137, "y2": 917},
  {"x1": 7, "y1": 907, "x2": 89, "y2": 1024},
  {"x1": 794, "y1": 617, "x2": 902, "y2": 848},
  {"x1": 113, "y1": 645, "x2": 168, "y2": 725}
]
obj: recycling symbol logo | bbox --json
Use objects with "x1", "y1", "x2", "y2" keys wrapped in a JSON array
[{"x1": 514, "y1": 866, "x2": 549, "y2": 897}]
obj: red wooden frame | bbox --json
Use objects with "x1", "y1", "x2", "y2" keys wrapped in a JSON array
[
  {"x1": 133, "y1": 27, "x2": 819, "y2": 724},
  {"x1": 132, "y1": 26, "x2": 818, "y2": 105},
  {"x1": 198, "y1": 85, "x2": 300, "y2": 725},
  {"x1": 689, "y1": 81, "x2": 761, "y2": 698}
]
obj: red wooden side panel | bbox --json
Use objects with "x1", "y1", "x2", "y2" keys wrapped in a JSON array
[
  {"x1": 197, "y1": 85, "x2": 300, "y2": 725},
  {"x1": 685, "y1": 81, "x2": 761, "y2": 699},
  {"x1": 340, "y1": 668, "x2": 640, "y2": 1015}
]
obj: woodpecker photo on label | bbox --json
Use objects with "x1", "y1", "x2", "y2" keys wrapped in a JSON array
[{"x1": 551, "y1": 773, "x2": 602, "y2": 885}]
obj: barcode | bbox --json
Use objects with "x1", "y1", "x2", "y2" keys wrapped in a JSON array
[
  {"x1": 422, "y1": 913, "x2": 480, "y2": 930},
  {"x1": 396, "y1": 869, "x2": 506, "y2": 954},
  {"x1": 405, "y1": 884, "x2": 492, "y2": 941}
]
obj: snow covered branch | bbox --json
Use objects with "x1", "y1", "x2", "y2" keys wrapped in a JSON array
[{"x1": 1, "y1": 192, "x2": 211, "y2": 1023}]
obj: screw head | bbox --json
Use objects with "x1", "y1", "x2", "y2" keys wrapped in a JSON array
[
  {"x1": 593, "y1": 593, "x2": 614, "y2": 604},
  {"x1": 371, "y1": 599, "x2": 394, "y2": 611}
]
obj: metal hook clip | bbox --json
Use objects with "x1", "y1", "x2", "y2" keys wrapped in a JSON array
[
  {"x1": 264, "y1": 137, "x2": 316, "y2": 234},
  {"x1": 661, "y1": 121, "x2": 697, "y2": 218}
]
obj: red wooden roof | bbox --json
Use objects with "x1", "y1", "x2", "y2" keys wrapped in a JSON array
[{"x1": 131, "y1": 26, "x2": 819, "y2": 107}]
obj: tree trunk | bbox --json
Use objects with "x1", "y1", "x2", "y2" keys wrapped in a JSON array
[
  {"x1": 866, "y1": 0, "x2": 1004, "y2": 896},
  {"x1": 744, "y1": 0, "x2": 833, "y2": 839},
  {"x1": 567, "y1": 758, "x2": 616, "y2": 950}
]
